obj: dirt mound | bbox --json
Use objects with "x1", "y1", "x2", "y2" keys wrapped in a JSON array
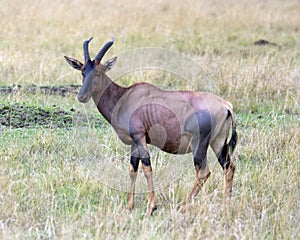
[
  {"x1": 0, "y1": 104, "x2": 102, "y2": 129},
  {"x1": 0, "y1": 84, "x2": 81, "y2": 97}
]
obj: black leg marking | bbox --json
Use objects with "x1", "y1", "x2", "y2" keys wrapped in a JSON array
[
  {"x1": 193, "y1": 136, "x2": 210, "y2": 170},
  {"x1": 218, "y1": 140, "x2": 230, "y2": 170},
  {"x1": 141, "y1": 157, "x2": 151, "y2": 167},
  {"x1": 191, "y1": 110, "x2": 212, "y2": 170},
  {"x1": 194, "y1": 157, "x2": 207, "y2": 170},
  {"x1": 130, "y1": 156, "x2": 140, "y2": 172}
]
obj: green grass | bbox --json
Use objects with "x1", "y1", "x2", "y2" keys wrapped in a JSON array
[
  {"x1": 0, "y1": 111, "x2": 298, "y2": 239},
  {"x1": 0, "y1": 0, "x2": 300, "y2": 239}
]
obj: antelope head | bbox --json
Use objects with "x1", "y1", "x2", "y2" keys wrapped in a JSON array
[{"x1": 64, "y1": 37, "x2": 117, "y2": 103}]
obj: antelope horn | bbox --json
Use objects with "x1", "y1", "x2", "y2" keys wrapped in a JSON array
[
  {"x1": 95, "y1": 37, "x2": 114, "y2": 63},
  {"x1": 83, "y1": 37, "x2": 93, "y2": 61}
]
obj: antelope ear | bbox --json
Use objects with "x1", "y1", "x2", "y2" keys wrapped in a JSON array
[
  {"x1": 103, "y1": 56, "x2": 117, "y2": 72},
  {"x1": 64, "y1": 56, "x2": 83, "y2": 70}
]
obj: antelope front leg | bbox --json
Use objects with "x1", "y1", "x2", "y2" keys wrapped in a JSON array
[
  {"x1": 141, "y1": 158, "x2": 157, "y2": 215},
  {"x1": 126, "y1": 156, "x2": 140, "y2": 211}
]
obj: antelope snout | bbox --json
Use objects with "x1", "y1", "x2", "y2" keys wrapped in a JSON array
[{"x1": 77, "y1": 94, "x2": 90, "y2": 103}]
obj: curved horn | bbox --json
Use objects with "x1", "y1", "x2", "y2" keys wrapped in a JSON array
[
  {"x1": 95, "y1": 37, "x2": 114, "y2": 63},
  {"x1": 83, "y1": 37, "x2": 93, "y2": 61}
]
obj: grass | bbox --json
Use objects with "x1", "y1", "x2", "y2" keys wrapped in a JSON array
[{"x1": 0, "y1": 0, "x2": 299, "y2": 239}]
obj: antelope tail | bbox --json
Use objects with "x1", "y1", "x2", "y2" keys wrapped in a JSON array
[
  {"x1": 227, "y1": 108, "x2": 238, "y2": 154},
  {"x1": 229, "y1": 120, "x2": 237, "y2": 153}
]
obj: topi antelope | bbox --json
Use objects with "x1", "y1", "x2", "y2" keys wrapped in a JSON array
[{"x1": 64, "y1": 37, "x2": 237, "y2": 215}]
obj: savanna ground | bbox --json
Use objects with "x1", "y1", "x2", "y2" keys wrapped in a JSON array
[{"x1": 0, "y1": 0, "x2": 299, "y2": 239}]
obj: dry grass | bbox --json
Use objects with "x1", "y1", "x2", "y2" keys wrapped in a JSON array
[{"x1": 0, "y1": 0, "x2": 299, "y2": 239}]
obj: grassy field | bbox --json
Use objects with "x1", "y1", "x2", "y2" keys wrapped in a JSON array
[{"x1": 0, "y1": 0, "x2": 299, "y2": 239}]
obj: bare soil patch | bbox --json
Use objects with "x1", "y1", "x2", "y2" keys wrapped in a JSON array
[{"x1": 0, "y1": 85, "x2": 102, "y2": 129}]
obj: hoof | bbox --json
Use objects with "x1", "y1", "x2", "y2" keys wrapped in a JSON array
[
  {"x1": 146, "y1": 205, "x2": 157, "y2": 216},
  {"x1": 179, "y1": 202, "x2": 190, "y2": 213},
  {"x1": 126, "y1": 203, "x2": 135, "y2": 211}
]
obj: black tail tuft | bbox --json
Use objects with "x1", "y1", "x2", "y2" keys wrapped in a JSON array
[{"x1": 229, "y1": 123, "x2": 237, "y2": 153}]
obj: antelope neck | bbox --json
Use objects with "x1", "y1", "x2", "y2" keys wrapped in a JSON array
[{"x1": 92, "y1": 74, "x2": 127, "y2": 123}]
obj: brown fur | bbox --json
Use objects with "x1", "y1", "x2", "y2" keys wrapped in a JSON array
[{"x1": 64, "y1": 39, "x2": 237, "y2": 215}]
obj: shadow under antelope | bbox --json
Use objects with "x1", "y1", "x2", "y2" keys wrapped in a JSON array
[{"x1": 64, "y1": 37, "x2": 237, "y2": 215}]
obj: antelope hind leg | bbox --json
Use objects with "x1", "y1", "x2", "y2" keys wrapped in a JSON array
[
  {"x1": 126, "y1": 155, "x2": 140, "y2": 211},
  {"x1": 224, "y1": 155, "x2": 235, "y2": 202},
  {"x1": 181, "y1": 165, "x2": 211, "y2": 212}
]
